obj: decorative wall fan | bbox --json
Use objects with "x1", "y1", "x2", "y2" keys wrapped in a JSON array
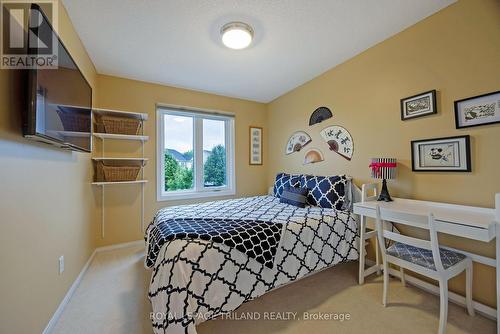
[
  {"x1": 309, "y1": 107, "x2": 333, "y2": 126},
  {"x1": 303, "y1": 148, "x2": 324, "y2": 165},
  {"x1": 320, "y1": 125, "x2": 354, "y2": 161},
  {"x1": 285, "y1": 131, "x2": 312, "y2": 155}
]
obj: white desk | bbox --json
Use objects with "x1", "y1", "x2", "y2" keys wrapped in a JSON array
[{"x1": 353, "y1": 188, "x2": 500, "y2": 333}]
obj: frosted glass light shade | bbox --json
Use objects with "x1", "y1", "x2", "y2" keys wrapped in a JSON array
[{"x1": 221, "y1": 22, "x2": 253, "y2": 50}]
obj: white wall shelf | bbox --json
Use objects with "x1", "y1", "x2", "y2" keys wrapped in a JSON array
[
  {"x1": 46, "y1": 130, "x2": 91, "y2": 138},
  {"x1": 48, "y1": 103, "x2": 89, "y2": 112},
  {"x1": 93, "y1": 107, "x2": 148, "y2": 121},
  {"x1": 92, "y1": 157, "x2": 148, "y2": 166},
  {"x1": 92, "y1": 107, "x2": 148, "y2": 239},
  {"x1": 92, "y1": 180, "x2": 148, "y2": 186},
  {"x1": 92, "y1": 157, "x2": 148, "y2": 161},
  {"x1": 93, "y1": 133, "x2": 149, "y2": 141}
]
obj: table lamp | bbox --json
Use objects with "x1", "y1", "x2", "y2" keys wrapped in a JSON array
[{"x1": 369, "y1": 158, "x2": 397, "y2": 202}]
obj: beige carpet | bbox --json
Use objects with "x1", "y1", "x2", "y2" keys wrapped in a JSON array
[{"x1": 52, "y1": 245, "x2": 495, "y2": 334}]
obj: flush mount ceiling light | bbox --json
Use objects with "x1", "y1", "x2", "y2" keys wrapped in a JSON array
[{"x1": 221, "y1": 22, "x2": 254, "y2": 50}]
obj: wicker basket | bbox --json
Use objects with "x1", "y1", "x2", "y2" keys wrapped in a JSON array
[
  {"x1": 95, "y1": 115, "x2": 141, "y2": 135},
  {"x1": 94, "y1": 161, "x2": 141, "y2": 182},
  {"x1": 57, "y1": 109, "x2": 91, "y2": 132}
]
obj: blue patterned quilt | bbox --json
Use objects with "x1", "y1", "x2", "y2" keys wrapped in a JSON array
[{"x1": 146, "y1": 217, "x2": 282, "y2": 268}]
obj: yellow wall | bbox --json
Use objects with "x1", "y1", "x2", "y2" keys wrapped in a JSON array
[
  {"x1": 94, "y1": 75, "x2": 268, "y2": 246},
  {"x1": 0, "y1": 1, "x2": 99, "y2": 333},
  {"x1": 267, "y1": 0, "x2": 500, "y2": 307}
]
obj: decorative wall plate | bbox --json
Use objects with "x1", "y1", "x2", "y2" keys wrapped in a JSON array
[
  {"x1": 309, "y1": 107, "x2": 333, "y2": 126},
  {"x1": 303, "y1": 148, "x2": 324, "y2": 165},
  {"x1": 285, "y1": 131, "x2": 312, "y2": 155},
  {"x1": 320, "y1": 125, "x2": 354, "y2": 160}
]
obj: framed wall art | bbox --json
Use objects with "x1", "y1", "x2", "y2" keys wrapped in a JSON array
[
  {"x1": 401, "y1": 90, "x2": 437, "y2": 120},
  {"x1": 411, "y1": 135, "x2": 471, "y2": 172},
  {"x1": 454, "y1": 90, "x2": 500, "y2": 129},
  {"x1": 249, "y1": 126, "x2": 263, "y2": 165}
]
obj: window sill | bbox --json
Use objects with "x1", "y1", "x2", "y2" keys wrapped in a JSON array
[{"x1": 157, "y1": 189, "x2": 236, "y2": 202}]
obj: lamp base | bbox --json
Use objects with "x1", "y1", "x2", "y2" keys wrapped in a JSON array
[{"x1": 377, "y1": 179, "x2": 393, "y2": 202}]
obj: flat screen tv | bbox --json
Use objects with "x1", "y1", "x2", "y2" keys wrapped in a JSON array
[{"x1": 24, "y1": 5, "x2": 92, "y2": 152}]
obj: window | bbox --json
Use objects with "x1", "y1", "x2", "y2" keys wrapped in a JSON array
[{"x1": 157, "y1": 107, "x2": 235, "y2": 201}]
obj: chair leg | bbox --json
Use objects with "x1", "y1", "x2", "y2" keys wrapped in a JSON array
[
  {"x1": 382, "y1": 260, "x2": 389, "y2": 307},
  {"x1": 376, "y1": 235, "x2": 381, "y2": 275},
  {"x1": 465, "y1": 260, "x2": 475, "y2": 316},
  {"x1": 359, "y1": 218, "x2": 366, "y2": 285},
  {"x1": 438, "y1": 279, "x2": 449, "y2": 334},
  {"x1": 400, "y1": 267, "x2": 406, "y2": 287}
]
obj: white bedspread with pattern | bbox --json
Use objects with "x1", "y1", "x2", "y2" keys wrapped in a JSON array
[{"x1": 145, "y1": 195, "x2": 359, "y2": 334}]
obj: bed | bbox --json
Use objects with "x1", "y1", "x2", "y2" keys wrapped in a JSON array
[{"x1": 145, "y1": 179, "x2": 361, "y2": 334}]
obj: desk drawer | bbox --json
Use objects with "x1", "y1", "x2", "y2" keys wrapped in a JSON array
[{"x1": 436, "y1": 219, "x2": 495, "y2": 243}]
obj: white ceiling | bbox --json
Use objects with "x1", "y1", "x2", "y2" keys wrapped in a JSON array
[{"x1": 62, "y1": 0, "x2": 455, "y2": 103}]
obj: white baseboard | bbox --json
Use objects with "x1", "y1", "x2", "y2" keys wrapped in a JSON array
[
  {"x1": 95, "y1": 240, "x2": 144, "y2": 253},
  {"x1": 42, "y1": 240, "x2": 145, "y2": 334},
  {"x1": 364, "y1": 259, "x2": 497, "y2": 320}
]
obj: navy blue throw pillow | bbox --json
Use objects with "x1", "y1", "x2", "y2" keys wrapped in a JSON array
[
  {"x1": 273, "y1": 173, "x2": 301, "y2": 198},
  {"x1": 301, "y1": 175, "x2": 347, "y2": 210},
  {"x1": 280, "y1": 186, "x2": 308, "y2": 208}
]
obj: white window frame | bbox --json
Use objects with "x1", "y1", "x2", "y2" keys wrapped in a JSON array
[{"x1": 157, "y1": 106, "x2": 236, "y2": 201}]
